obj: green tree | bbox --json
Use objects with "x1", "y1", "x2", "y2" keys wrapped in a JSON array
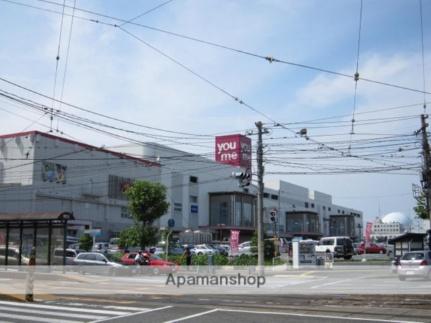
[
  {"x1": 251, "y1": 231, "x2": 275, "y2": 260},
  {"x1": 414, "y1": 192, "x2": 429, "y2": 220},
  {"x1": 118, "y1": 226, "x2": 140, "y2": 249},
  {"x1": 79, "y1": 234, "x2": 93, "y2": 251},
  {"x1": 125, "y1": 180, "x2": 169, "y2": 250}
]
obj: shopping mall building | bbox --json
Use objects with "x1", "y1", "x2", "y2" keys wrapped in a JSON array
[{"x1": 0, "y1": 131, "x2": 363, "y2": 242}]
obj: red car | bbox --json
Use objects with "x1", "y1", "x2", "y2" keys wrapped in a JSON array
[
  {"x1": 120, "y1": 252, "x2": 178, "y2": 274},
  {"x1": 357, "y1": 243, "x2": 386, "y2": 254}
]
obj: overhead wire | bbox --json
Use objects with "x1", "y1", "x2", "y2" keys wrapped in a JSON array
[
  {"x1": 419, "y1": 0, "x2": 427, "y2": 111},
  {"x1": 348, "y1": 0, "x2": 363, "y2": 155},
  {"x1": 118, "y1": 0, "x2": 175, "y2": 27},
  {"x1": 50, "y1": 0, "x2": 66, "y2": 132},
  {"x1": 57, "y1": 0, "x2": 77, "y2": 133},
  {"x1": 1, "y1": 0, "x2": 430, "y2": 95}
]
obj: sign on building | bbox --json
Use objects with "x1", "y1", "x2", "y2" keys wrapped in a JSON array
[
  {"x1": 42, "y1": 162, "x2": 67, "y2": 184},
  {"x1": 215, "y1": 134, "x2": 252, "y2": 170}
]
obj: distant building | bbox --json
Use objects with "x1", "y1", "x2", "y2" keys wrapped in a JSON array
[
  {"x1": 0, "y1": 131, "x2": 160, "y2": 240},
  {"x1": 112, "y1": 141, "x2": 363, "y2": 241},
  {"x1": 371, "y1": 212, "x2": 413, "y2": 241},
  {"x1": 0, "y1": 130, "x2": 363, "y2": 242}
]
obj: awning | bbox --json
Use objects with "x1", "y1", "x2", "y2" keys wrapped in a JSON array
[{"x1": 0, "y1": 212, "x2": 74, "y2": 222}]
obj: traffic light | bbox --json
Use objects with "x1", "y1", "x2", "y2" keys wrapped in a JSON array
[
  {"x1": 270, "y1": 209, "x2": 277, "y2": 222},
  {"x1": 232, "y1": 170, "x2": 251, "y2": 187}
]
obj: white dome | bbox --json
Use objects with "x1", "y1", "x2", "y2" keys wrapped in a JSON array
[{"x1": 381, "y1": 212, "x2": 411, "y2": 226}]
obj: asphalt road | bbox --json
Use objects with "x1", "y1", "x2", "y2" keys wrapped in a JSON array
[
  {"x1": 1, "y1": 265, "x2": 430, "y2": 295},
  {"x1": 1, "y1": 264, "x2": 431, "y2": 322},
  {"x1": 0, "y1": 298, "x2": 429, "y2": 323}
]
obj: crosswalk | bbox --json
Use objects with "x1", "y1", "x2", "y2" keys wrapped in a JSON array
[{"x1": 0, "y1": 300, "x2": 156, "y2": 323}]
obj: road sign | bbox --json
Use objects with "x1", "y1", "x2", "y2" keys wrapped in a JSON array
[
  {"x1": 84, "y1": 229, "x2": 101, "y2": 237},
  {"x1": 168, "y1": 218, "x2": 175, "y2": 228}
]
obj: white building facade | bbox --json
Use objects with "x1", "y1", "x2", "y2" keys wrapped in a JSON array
[
  {"x1": 0, "y1": 131, "x2": 161, "y2": 240},
  {"x1": 112, "y1": 141, "x2": 363, "y2": 242},
  {"x1": 0, "y1": 131, "x2": 363, "y2": 242}
]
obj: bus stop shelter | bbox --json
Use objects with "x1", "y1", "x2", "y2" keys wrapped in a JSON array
[
  {"x1": 388, "y1": 232, "x2": 426, "y2": 257},
  {"x1": 0, "y1": 212, "x2": 74, "y2": 266}
]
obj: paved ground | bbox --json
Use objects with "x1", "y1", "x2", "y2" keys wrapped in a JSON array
[
  {"x1": 0, "y1": 298, "x2": 429, "y2": 323},
  {"x1": 0, "y1": 265, "x2": 429, "y2": 295},
  {"x1": 1, "y1": 265, "x2": 431, "y2": 322}
]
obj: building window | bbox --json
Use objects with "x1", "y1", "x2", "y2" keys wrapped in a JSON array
[
  {"x1": 328, "y1": 207, "x2": 331, "y2": 211},
  {"x1": 190, "y1": 176, "x2": 198, "y2": 183},
  {"x1": 190, "y1": 195, "x2": 198, "y2": 203},
  {"x1": 305, "y1": 202, "x2": 309, "y2": 208},
  {"x1": 292, "y1": 204, "x2": 296, "y2": 208},
  {"x1": 271, "y1": 194, "x2": 278, "y2": 200},
  {"x1": 323, "y1": 206, "x2": 326, "y2": 210},
  {"x1": 174, "y1": 203, "x2": 182, "y2": 212},
  {"x1": 311, "y1": 203, "x2": 314, "y2": 208},
  {"x1": 121, "y1": 207, "x2": 132, "y2": 219},
  {"x1": 263, "y1": 193, "x2": 270, "y2": 198}
]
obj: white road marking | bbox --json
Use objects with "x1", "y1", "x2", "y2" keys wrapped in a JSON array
[
  {"x1": 0, "y1": 312, "x2": 82, "y2": 323},
  {"x1": 218, "y1": 308, "x2": 423, "y2": 323},
  {"x1": 90, "y1": 305, "x2": 173, "y2": 323},
  {"x1": 51, "y1": 302, "x2": 146, "y2": 311},
  {"x1": 0, "y1": 305, "x2": 109, "y2": 320},
  {"x1": 0, "y1": 300, "x2": 131, "y2": 315},
  {"x1": 310, "y1": 278, "x2": 352, "y2": 289},
  {"x1": 163, "y1": 309, "x2": 219, "y2": 323}
]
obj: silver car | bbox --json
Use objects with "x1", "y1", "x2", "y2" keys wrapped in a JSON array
[
  {"x1": 398, "y1": 251, "x2": 431, "y2": 281},
  {"x1": 73, "y1": 252, "x2": 123, "y2": 275}
]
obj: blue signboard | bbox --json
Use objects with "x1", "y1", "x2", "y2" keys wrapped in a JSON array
[
  {"x1": 168, "y1": 218, "x2": 175, "y2": 228},
  {"x1": 191, "y1": 205, "x2": 198, "y2": 213}
]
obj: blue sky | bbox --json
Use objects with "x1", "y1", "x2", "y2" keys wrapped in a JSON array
[{"x1": 0, "y1": 0, "x2": 430, "y2": 223}]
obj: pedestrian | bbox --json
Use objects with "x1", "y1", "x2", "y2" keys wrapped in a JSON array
[
  {"x1": 182, "y1": 246, "x2": 192, "y2": 269},
  {"x1": 135, "y1": 250, "x2": 144, "y2": 265},
  {"x1": 134, "y1": 250, "x2": 144, "y2": 275}
]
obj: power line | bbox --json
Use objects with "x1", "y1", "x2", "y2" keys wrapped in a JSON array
[
  {"x1": 57, "y1": 0, "x2": 77, "y2": 133},
  {"x1": 50, "y1": 0, "x2": 66, "y2": 132},
  {"x1": 0, "y1": 76, "x2": 217, "y2": 138},
  {"x1": 348, "y1": 0, "x2": 364, "y2": 154},
  {"x1": 2, "y1": 0, "x2": 430, "y2": 95},
  {"x1": 118, "y1": 0, "x2": 175, "y2": 27},
  {"x1": 419, "y1": 0, "x2": 427, "y2": 111}
]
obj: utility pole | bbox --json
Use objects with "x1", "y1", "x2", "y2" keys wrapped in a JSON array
[
  {"x1": 255, "y1": 121, "x2": 265, "y2": 272},
  {"x1": 419, "y1": 114, "x2": 431, "y2": 223}
]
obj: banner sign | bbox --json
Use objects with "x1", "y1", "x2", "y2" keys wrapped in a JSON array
[
  {"x1": 365, "y1": 222, "x2": 373, "y2": 246},
  {"x1": 215, "y1": 134, "x2": 252, "y2": 170},
  {"x1": 230, "y1": 230, "x2": 240, "y2": 255}
]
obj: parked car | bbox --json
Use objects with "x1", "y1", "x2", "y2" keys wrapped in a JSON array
[
  {"x1": 0, "y1": 246, "x2": 29, "y2": 265},
  {"x1": 353, "y1": 242, "x2": 361, "y2": 255},
  {"x1": 53, "y1": 248, "x2": 79, "y2": 265},
  {"x1": 191, "y1": 244, "x2": 215, "y2": 255},
  {"x1": 315, "y1": 236, "x2": 353, "y2": 260},
  {"x1": 238, "y1": 241, "x2": 253, "y2": 255},
  {"x1": 108, "y1": 238, "x2": 122, "y2": 254},
  {"x1": 120, "y1": 252, "x2": 177, "y2": 275},
  {"x1": 398, "y1": 251, "x2": 431, "y2": 280},
  {"x1": 210, "y1": 244, "x2": 229, "y2": 256},
  {"x1": 357, "y1": 242, "x2": 386, "y2": 254},
  {"x1": 73, "y1": 252, "x2": 123, "y2": 275},
  {"x1": 92, "y1": 242, "x2": 109, "y2": 253}
]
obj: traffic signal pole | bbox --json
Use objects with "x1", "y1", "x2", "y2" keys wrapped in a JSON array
[{"x1": 256, "y1": 121, "x2": 265, "y2": 272}]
